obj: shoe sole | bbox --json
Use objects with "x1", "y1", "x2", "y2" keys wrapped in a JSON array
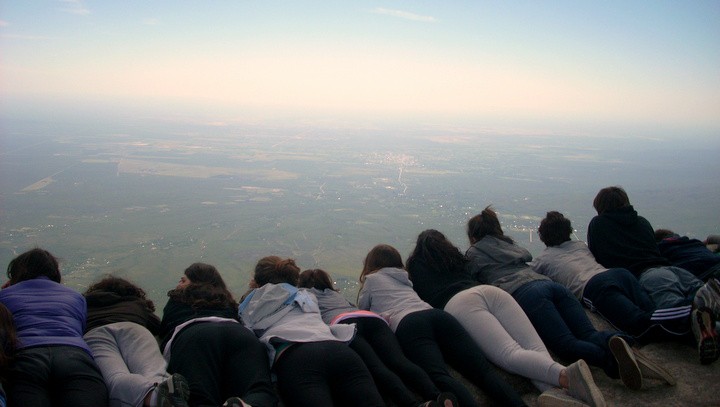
[
  {"x1": 609, "y1": 336, "x2": 642, "y2": 390},
  {"x1": 694, "y1": 308, "x2": 719, "y2": 365},
  {"x1": 632, "y1": 349, "x2": 676, "y2": 386},
  {"x1": 567, "y1": 360, "x2": 606, "y2": 407},
  {"x1": 537, "y1": 390, "x2": 589, "y2": 407}
]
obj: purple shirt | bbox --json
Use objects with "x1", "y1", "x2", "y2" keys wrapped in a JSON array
[{"x1": 0, "y1": 277, "x2": 91, "y2": 355}]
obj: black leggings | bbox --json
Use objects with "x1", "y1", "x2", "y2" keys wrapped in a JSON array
[
  {"x1": 343, "y1": 317, "x2": 440, "y2": 407},
  {"x1": 8, "y1": 346, "x2": 108, "y2": 407},
  {"x1": 273, "y1": 340, "x2": 385, "y2": 407},
  {"x1": 396, "y1": 309, "x2": 526, "y2": 407},
  {"x1": 168, "y1": 322, "x2": 278, "y2": 407}
]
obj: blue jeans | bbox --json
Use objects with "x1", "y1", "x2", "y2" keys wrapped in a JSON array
[
  {"x1": 513, "y1": 280, "x2": 617, "y2": 376},
  {"x1": 584, "y1": 268, "x2": 691, "y2": 340}
]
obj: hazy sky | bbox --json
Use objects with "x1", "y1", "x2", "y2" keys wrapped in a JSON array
[{"x1": 1, "y1": 1, "x2": 719, "y2": 134}]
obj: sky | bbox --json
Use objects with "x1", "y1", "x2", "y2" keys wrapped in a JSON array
[{"x1": 1, "y1": 1, "x2": 719, "y2": 136}]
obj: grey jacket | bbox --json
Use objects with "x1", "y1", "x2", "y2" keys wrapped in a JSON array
[
  {"x1": 357, "y1": 267, "x2": 432, "y2": 332},
  {"x1": 465, "y1": 235, "x2": 549, "y2": 294},
  {"x1": 239, "y1": 283, "x2": 356, "y2": 365},
  {"x1": 306, "y1": 288, "x2": 358, "y2": 324}
]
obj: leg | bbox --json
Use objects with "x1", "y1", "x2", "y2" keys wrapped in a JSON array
[
  {"x1": 274, "y1": 341, "x2": 384, "y2": 407},
  {"x1": 218, "y1": 323, "x2": 277, "y2": 407},
  {"x1": 429, "y1": 309, "x2": 527, "y2": 407},
  {"x1": 352, "y1": 317, "x2": 440, "y2": 401},
  {"x1": 445, "y1": 285, "x2": 563, "y2": 392},
  {"x1": 324, "y1": 342, "x2": 386, "y2": 407},
  {"x1": 51, "y1": 346, "x2": 109, "y2": 407},
  {"x1": 395, "y1": 311, "x2": 479, "y2": 407},
  {"x1": 585, "y1": 269, "x2": 690, "y2": 339},
  {"x1": 348, "y1": 332, "x2": 421, "y2": 407},
  {"x1": 513, "y1": 281, "x2": 614, "y2": 374},
  {"x1": 169, "y1": 322, "x2": 277, "y2": 407},
  {"x1": 7, "y1": 347, "x2": 53, "y2": 407},
  {"x1": 85, "y1": 322, "x2": 169, "y2": 407}
]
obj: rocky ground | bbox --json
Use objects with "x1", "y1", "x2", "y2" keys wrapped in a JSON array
[{"x1": 460, "y1": 311, "x2": 720, "y2": 407}]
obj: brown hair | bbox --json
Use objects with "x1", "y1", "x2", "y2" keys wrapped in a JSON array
[
  {"x1": 6, "y1": 248, "x2": 62, "y2": 285},
  {"x1": 298, "y1": 269, "x2": 336, "y2": 291},
  {"x1": 168, "y1": 263, "x2": 237, "y2": 310},
  {"x1": 184, "y1": 262, "x2": 228, "y2": 288},
  {"x1": 593, "y1": 186, "x2": 630, "y2": 215},
  {"x1": 85, "y1": 275, "x2": 155, "y2": 312},
  {"x1": 254, "y1": 256, "x2": 301, "y2": 286},
  {"x1": 538, "y1": 211, "x2": 573, "y2": 247},
  {"x1": 359, "y1": 244, "x2": 404, "y2": 283},
  {"x1": 467, "y1": 206, "x2": 513, "y2": 245}
]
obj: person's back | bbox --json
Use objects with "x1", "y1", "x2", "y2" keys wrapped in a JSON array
[
  {"x1": 406, "y1": 256, "x2": 477, "y2": 309},
  {"x1": 587, "y1": 186, "x2": 716, "y2": 364},
  {"x1": 531, "y1": 240, "x2": 606, "y2": 300},
  {"x1": 657, "y1": 233, "x2": 720, "y2": 281},
  {"x1": 466, "y1": 235, "x2": 549, "y2": 294},
  {"x1": 0, "y1": 277, "x2": 89, "y2": 351},
  {"x1": 0, "y1": 248, "x2": 108, "y2": 407},
  {"x1": 587, "y1": 205, "x2": 669, "y2": 276},
  {"x1": 357, "y1": 267, "x2": 433, "y2": 332}
]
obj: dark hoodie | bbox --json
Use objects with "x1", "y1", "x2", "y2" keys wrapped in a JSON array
[
  {"x1": 85, "y1": 290, "x2": 161, "y2": 334},
  {"x1": 587, "y1": 205, "x2": 670, "y2": 277},
  {"x1": 658, "y1": 235, "x2": 720, "y2": 280}
]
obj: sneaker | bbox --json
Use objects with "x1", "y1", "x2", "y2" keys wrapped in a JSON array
[
  {"x1": 157, "y1": 374, "x2": 190, "y2": 407},
  {"x1": 223, "y1": 397, "x2": 252, "y2": 407},
  {"x1": 538, "y1": 388, "x2": 590, "y2": 407},
  {"x1": 694, "y1": 279, "x2": 720, "y2": 320},
  {"x1": 632, "y1": 348, "x2": 676, "y2": 386},
  {"x1": 565, "y1": 360, "x2": 606, "y2": 407},
  {"x1": 691, "y1": 307, "x2": 719, "y2": 364},
  {"x1": 608, "y1": 336, "x2": 642, "y2": 390}
]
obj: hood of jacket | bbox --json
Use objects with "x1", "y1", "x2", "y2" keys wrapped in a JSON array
[{"x1": 602, "y1": 205, "x2": 640, "y2": 226}]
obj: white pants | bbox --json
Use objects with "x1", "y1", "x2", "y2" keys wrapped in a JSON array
[
  {"x1": 84, "y1": 322, "x2": 170, "y2": 407},
  {"x1": 444, "y1": 285, "x2": 564, "y2": 391}
]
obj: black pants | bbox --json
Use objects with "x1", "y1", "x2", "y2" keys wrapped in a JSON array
[
  {"x1": 273, "y1": 340, "x2": 385, "y2": 407},
  {"x1": 396, "y1": 309, "x2": 526, "y2": 407},
  {"x1": 9, "y1": 345, "x2": 108, "y2": 407},
  {"x1": 168, "y1": 322, "x2": 278, "y2": 407},
  {"x1": 344, "y1": 317, "x2": 439, "y2": 407}
]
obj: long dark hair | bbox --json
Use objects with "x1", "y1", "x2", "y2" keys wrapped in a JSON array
[
  {"x1": 0, "y1": 303, "x2": 17, "y2": 385},
  {"x1": 467, "y1": 206, "x2": 513, "y2": 244},
  {"x1": 6, "y1": 248, "x2": 62, "y2": 285},
  {"x1": 298, "y1": 269, "x2": 336, "y2": 291},
  {"x1": 168, "y1": 263, "x2": 237, "y2": 310},
  {"x1": 407, "y1": 229, "x2": 467, "y2": 275},
  {"x1": 85, "y1": 275, "x2": 155, "y2": 312}
]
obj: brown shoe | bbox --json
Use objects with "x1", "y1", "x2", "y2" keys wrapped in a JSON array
[
  {"x1": 609, "y1": 336, "x2": 642, "y2": 390},
  {"x1": 632, "y1": 348, "x2": 676, "y2": 386}
]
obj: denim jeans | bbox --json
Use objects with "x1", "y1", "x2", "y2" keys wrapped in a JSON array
[
  {"x1": 584, "y1": 268, "x2": 691, "y2": 340},
  {"x1": 513, "y1": 280, "x2": 617, "y2": 376}
]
